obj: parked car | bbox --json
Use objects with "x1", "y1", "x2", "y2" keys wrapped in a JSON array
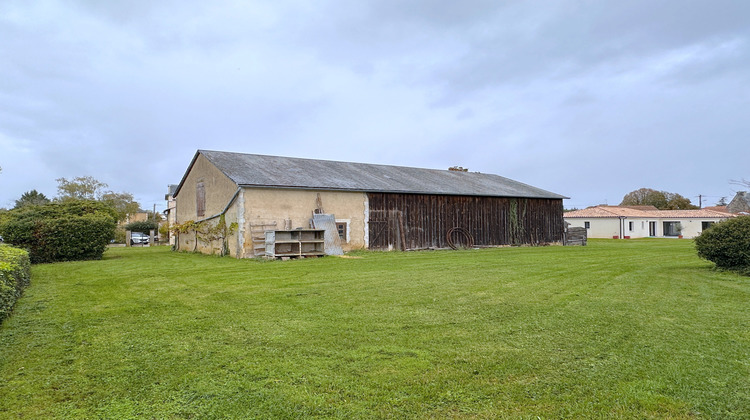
[{"x1": 130, "y1": 232, "x2": 150, "y2": 245}]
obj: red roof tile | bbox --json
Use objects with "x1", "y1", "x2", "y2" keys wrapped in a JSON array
[{"x1": 564, "y1": 206, "x2": 735, "y2": 219}]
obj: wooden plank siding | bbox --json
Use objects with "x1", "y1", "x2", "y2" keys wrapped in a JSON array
[{"x1": 367, "y1": 193, "x2": 564, "y2": 250}]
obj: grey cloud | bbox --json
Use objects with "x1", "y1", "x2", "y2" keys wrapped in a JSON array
[{"x1": 0, "y1": 0, "x2": 747, "y2": 209}]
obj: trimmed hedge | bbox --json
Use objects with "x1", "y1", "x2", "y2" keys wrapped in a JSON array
[
  {"x1": 124, "y1": 220, "x2": 158, "y2": 233},
  {"x1": 0, "y1": 200, "x2": 117, "y2": 263},
  {"x1": 0, "y1": 245, "x2": 31, "y2": 324},
  {"x1": 694, "y1": 216, "x2": 750, "y2": 275}
]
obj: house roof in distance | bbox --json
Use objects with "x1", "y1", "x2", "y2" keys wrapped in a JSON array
[
  {"x1": 564, "y1": 205, "x2": 735, "y2": 219},
  {"x1": 727, "y1": 191, "x2": 750, "y2": 214},
  {"x1": 702, "y1": 205, "x2": 730, "y2": 213},
  {"x1": 174, "y1": 150, "x2": 568, "y2": 199}
]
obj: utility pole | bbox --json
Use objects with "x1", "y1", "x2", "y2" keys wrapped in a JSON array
[
  {"x1": 153, "y1": 203, "x2": 157, "y2": 244},
  {"x1": 698, "y1": 194, "x2": 702, "y2": 208}
]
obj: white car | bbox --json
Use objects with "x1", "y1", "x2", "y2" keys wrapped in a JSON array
[{"x1": 130, "y1": 232, "x2": 150, "y2": 245}]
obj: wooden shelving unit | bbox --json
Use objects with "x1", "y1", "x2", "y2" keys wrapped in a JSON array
[
  {"x1": 265, "y1": 229, "x2": 325, "y2": 259},
  {"x1": 249, "y1": 222, "x2": 277, "y2": 257}
]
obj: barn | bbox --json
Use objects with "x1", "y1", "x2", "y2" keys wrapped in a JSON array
[{"x1": 172, "y1": 150, "x2": 567, "y2": 257}]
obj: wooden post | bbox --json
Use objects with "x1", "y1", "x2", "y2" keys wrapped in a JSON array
[{"x1": 398, "y1": 212, "x2": 407, "y2": 251}]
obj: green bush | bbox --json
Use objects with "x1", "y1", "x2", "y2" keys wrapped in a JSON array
[
  {"x1": 0, "y1": 245, "x2": 31, "y2": 324},
  {"x1": 694, "y1": 216, "x2": 750, "y2": 275},
  {"x1": 124, "y1": 220, "x2": 158, "y2": 233},
  {"x1": 113, "y1": 227, "x2": 127, "y2": 244},
  {"x1": 0, "y1": 200, "x2": 117, "y2": 263}
]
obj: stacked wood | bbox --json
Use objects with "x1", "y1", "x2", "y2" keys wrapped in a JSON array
[{"x1": 564, "y1": 227, "x2": 587, "y2": 246}]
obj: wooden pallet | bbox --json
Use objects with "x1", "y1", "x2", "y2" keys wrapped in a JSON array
[{"x1": 248, "y1": 222, "x2": 277, "y2": 257}]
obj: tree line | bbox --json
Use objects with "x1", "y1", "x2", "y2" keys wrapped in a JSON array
[
  {"x1": 10, "y1": 176, "x2": 142, "y2": 223},
  {"x1": 619, "y1": 188, "x2": 699, "y2": 210}
]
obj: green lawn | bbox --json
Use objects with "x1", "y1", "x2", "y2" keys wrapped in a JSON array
[{"x1": 1, "y1": 240, "x2": 748, "y2": 418}]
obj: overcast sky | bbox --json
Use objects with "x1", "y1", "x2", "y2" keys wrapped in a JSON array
[{"x1": 1, "y1": 0, "x2": 748, "y2": 210}]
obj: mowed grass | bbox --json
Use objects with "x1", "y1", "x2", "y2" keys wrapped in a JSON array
[{"x1": 1, "y1": 240, "x2": 748, "y2": 419}]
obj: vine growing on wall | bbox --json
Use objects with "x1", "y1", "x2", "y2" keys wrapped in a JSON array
[{"x1": 172, "y1": 215, "x2": 238, "y2": 256}]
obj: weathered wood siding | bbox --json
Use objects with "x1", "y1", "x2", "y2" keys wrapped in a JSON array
[{"x1": 367, "y1": 193, "x2": 564, "y2": 250}]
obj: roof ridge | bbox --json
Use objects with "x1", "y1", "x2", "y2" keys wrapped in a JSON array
[{"x1": 176, "y1": 150, "x2": 569, "y2": 200}]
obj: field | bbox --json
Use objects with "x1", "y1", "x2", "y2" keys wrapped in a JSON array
[{"x1": 0, "y1": 240, "x2": 748, "y2": 418}]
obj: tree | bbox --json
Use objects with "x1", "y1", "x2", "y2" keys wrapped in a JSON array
[
  {"x1": 145, "y1": 210, "x2": 163, "y2": 223},
  {"x1": 620, "y1": 188, "x2": 698, "y2": 210},
  {"x1": 13, "y1": 190, "x2": 51, "y2": 209},
  {"x1": 124, "y1": 220, "x2": 158, "y2": 233},
  {"x1": 620, "y1": 188, "x2": 668, "y2": 208},
  {"x1": 56, "y1": 176, "x2": 108, "y2": 201},
  {"x1": 662, "y1": 192, "x2": 699, "y2": 210},
  {"x1": 55, "y1": 177, "x2": 142, "y2": 222},
  {"x1": 100, "y1": 191, "x2": 140, "y2": 222}
]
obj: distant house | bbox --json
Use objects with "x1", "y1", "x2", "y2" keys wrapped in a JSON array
[
  {"x1": 173, "y1": 150, "x2": 568, "y2": 257},
  {"x1": 727, "y1": 191, "x2": 750, "y2": 215},
  {"x1": 564, "y1": 206, "x2": 734, "y2": 239},
  {"x1": 124, "y1": 211, "x2": 150, "y2": 224},
  {"x1": 164, "y1": 184, "x2": 178, "y2": 245}
]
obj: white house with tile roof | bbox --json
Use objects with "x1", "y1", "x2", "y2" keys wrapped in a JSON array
[{"x1": 564, "y1": 206, "x2": 734, "y2": 239}]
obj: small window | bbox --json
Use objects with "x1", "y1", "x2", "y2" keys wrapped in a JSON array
[
  {"x1": 584, "y1": 221, "x2": 590, "y2": 229},
  {"x1": 196, "y1": 181, "x2": 205, "y2": 218},
  {"x1": 701, "y1": 221, "x2": 714, "y2": 231},
  {"x1": 628, "y1": 221, "x2": 634, "y2": 231},
  {"x1": 336, "y1": 222, "x2": 348, "y2": 242}
]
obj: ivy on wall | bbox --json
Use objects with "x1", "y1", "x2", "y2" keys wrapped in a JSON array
[{"x1": 172, "y1": 214, "x2": 238, "y2": 256}]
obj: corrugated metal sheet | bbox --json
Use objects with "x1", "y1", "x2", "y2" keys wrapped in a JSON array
[
  {"x1": 192, "y1": 150, "x2": 567, "y2": 200},
  {"x1": 311, "y1": 214, "x2": 344, "y2": 255}
]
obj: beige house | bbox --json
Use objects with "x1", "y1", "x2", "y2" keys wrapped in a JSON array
[
  {"x1": 564, "y1": 206, "x2": 734, "y2": 239},
  {"x1": 173, "y1": 150, "x2": 567, "y2": 257},
  {"x1": 124, "y1": 211, "x2": 150, "y2": 224}
]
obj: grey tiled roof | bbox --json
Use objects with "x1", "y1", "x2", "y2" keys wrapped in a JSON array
[
  {"x1": 727, "y1": 191, "x2": 750, "y2": 214},
  {"x1": 176, "y1": 150, "x2": 567, "y2": 199}
]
